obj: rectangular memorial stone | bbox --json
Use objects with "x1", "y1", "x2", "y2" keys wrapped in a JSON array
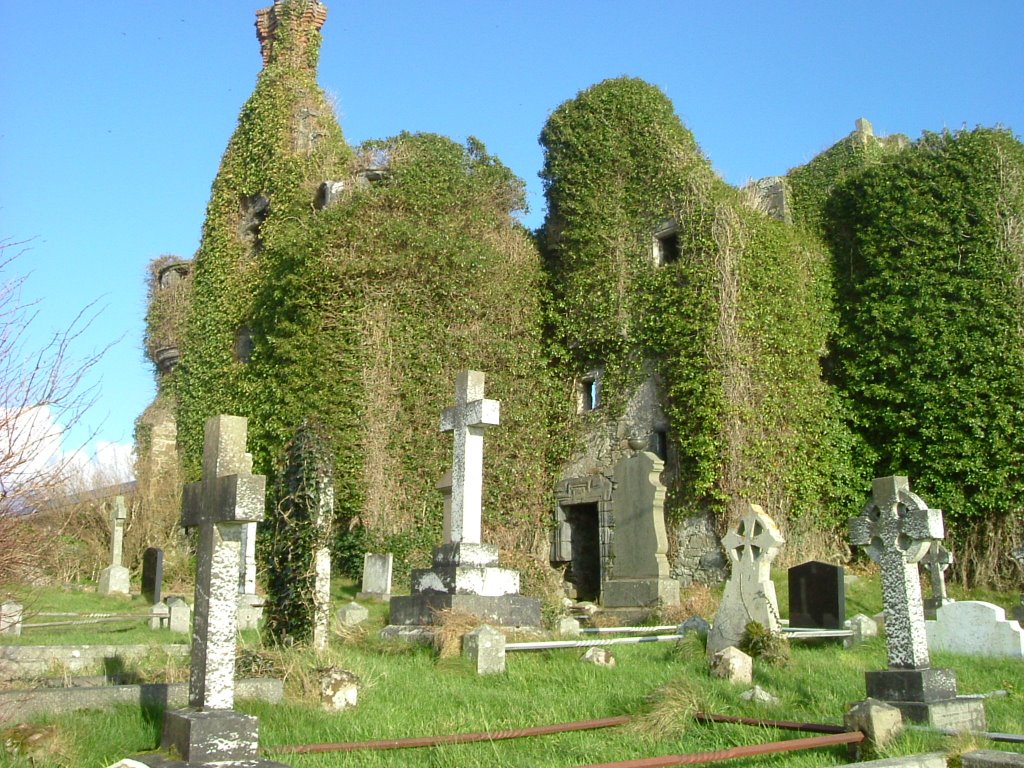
[
  {"x1": 142, "y1": 547, "x2": 165, "y2": 605},
  {"x1": 788, "y1": 560, "x2": 845, "y2": 630},
  {"x1": 357, "y1": 553, "x2": 393, "y2": 601}
]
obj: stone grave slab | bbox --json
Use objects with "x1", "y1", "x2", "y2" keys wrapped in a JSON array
[
  {"x1": 142, "y1": 548, "x2": 165, "y2": 605},
  {"x1": 602, "y1": 443, "x2": 679, "y2": 608},
  {"x1": 925, "y1": 601, "x2": 1024, "y2": 659},
  {"x1": 788, "y1": 560, "x2": 845, "y2": 630}
]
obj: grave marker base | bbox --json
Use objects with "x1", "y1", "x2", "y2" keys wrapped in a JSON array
[
  {"x1": 387, "y1": 592, "x2": 540, "y2": 628},
  {"x1": 865, "y1": 668, "x2": 986, "y2": 731},
  {"x1": 161, "y1": 708, "x2": 261, "y2": 763}
]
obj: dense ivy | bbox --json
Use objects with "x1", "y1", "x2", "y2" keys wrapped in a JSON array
[
  {"x1": 820, "y1": 128, "x2": 1024, "y2": 573},
  {"x1": 540, "y1": 78, "x2": 859, "y2": 532}
]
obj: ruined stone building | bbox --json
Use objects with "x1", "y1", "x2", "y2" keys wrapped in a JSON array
[{"x1": 137, "y1": 0, "x2": 1024, "y2": 599}]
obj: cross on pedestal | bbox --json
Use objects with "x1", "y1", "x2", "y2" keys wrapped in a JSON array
[
  {"x1": 920, "y1": 540, "x2": 953, "y2": 608},
  {"x1": 850, "y1": 476, "x2": 944, "y2": 670},
  {"x1": 109, "y1": 496, "x2": 127, "y2": 567},
  {"x1": 180, "y1": 415, "x2": 266, "y2": 710},
  {"x1": 439, "y1": 370, "x2": 500, "y2": 546}
]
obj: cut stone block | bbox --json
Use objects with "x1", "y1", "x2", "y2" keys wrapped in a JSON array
[
  {"x1": 845, "y1": 698, "x2": 904, "y2": 751},
  {"x1": 148, "y1": 602, "x2": 169, "y2": 630},
  {"x1": 0, "y1": 602, "x2": 23, "y2": 636},
  {"x1": 337, "y1": 601, "x2": 369, "y2": 626},
  {"x1": 962, "y1": 750, "x2": 1024, "y2": 767},
  {"x1": 98, "y1": 565, "x2": 131, "y2": 597},
  {"x1": 161, "y1": 709, "x2": 259, "y2": 763},
  {"x1": 710, "y1": 646, "x2": 752, "y2": 685},
  {"x1": 166, "y1": 597, "x2": 191, "y2": 634},
  {"x1": 463, "y1": 625, "x2": 506, "y2": 675},
  {"x1": 319, "y1": 667, "x2": 359, "y2": 710},
  {"x1": 926, "y1": 601, "x2": 1024, "y2": 659}
]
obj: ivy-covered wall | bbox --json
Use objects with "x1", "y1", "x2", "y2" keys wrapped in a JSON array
[
  {"x1": 539, "y1": 78, "x2": 859, "y2": 540},
  {"x1": 814, "y1": 128, "x2": 1024, "y2": 582}
]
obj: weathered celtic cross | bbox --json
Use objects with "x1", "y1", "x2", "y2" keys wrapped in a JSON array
[
  {"x1": 439, "y1": 370, "x2": 500, "y2": 546},
  {"x1": 180, "y1": 415, "x2": 266, "y2": 710},
  {"x1": 706, "y1": 503, "x2": 785, "y2": 657},
  {"x1": 850, "y1": 475, "x2": 943, "y2": 670},
  {"x1": 920, "y1": 540, "x2": 953, "y2": 611}
]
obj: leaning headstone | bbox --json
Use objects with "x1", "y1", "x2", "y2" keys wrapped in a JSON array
[
  {"x1": 850, "y1": 476, "x2": 986, "y2": 730},
  {"x1": 166, "y1": 596, "x2": 192, "y2": 634},
  {"x1": 463, "y1": 625, "x2": 506, "y2": 675},
  {"x1": 141, "y1": 414, "x2": 286, "y2": 768},
  {"x1": 706, "y1": 504, "x2": 784, "y2": 658},
  {"x1": 386, "y1": 371, "x2": 540, "y2": 631},
  {"x1": 925, "y1": 601, "x2": 1024, "y2": 659},
  {"x1": 0, "y1": 601, "x2": 23, "y2": 636},
  {"x1": 919, "y1": 540, "x2": 954, "y2": 619},
  {"x1": 98, "y1": 497, "x2": 130, "y2": 596},
  {"x1": 141, "y1": 547, "x2": 165, "y2": 605},
  {"x1": 337, "y1": 601, "x2": 369, "y2": 627},
  {"x1": 357, "y1": 553, "x2": 393, "y2": 602},
  {"x1": 602, "y1": 440, "x2": 680, "y2": 608},
  {"x1": 788, "y1": 561, "x2": 845, "y2": 629},
  {"x1": 265, "y1": 422, "x2": 335, "y2": 650}
]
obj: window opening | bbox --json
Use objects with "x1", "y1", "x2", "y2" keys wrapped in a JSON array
[{"x1": 653, "y1": 220, "x2": 680, "y2": 266}]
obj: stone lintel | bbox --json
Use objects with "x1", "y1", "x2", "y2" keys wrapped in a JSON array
[
  {"x1": 602, "y1": 578, "x2": 680, "y2": 608},
  {"x1": 388, "y1": 593, "x2": 541, "y2": 628},
  {"x1": 433, "y1": 542, "x2": 499, "y2": 568},
  {"x1": 865, "y1": 667, "x2": 958, "y2": 704},
  {"x1": 161, "y1": 708, "x2": 259, "y2": 763}
]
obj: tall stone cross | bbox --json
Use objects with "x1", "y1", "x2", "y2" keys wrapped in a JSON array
[
  {"x1": 850, "y1": 476, "x2": 944, "y2": 670},
  {"x1": 109, "y1": 495, "x2": 127, "y2": 567},
  {"x1": 439, "y1": 370, "x2": 500, "y2": 546},
  {"x1": 920, "y1": 540, "x2": 953, "y2": 607},
  {"x1": 181, "y1": 415, "x2": 266, "y2": 710}
]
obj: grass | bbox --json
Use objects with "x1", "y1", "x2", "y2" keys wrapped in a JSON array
[{"x1": 2, "y1": 573, "x2": 1023, "y2": 767}]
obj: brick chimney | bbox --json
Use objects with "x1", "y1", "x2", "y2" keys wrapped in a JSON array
[{"x1": 255, "y1": 0, "x2": 328, "y2": 69}]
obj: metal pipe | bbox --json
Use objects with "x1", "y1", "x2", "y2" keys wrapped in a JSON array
[
  {"x1": 693, "y1": 712, "x2": 848, "y2": 734},
  {"x1": 271, "y1": 715, "x2": 633, "y2": 755},
  {"x1": 580, "y1": 626, "x2": 679, "y2": 635},
  {"x1": 576, "y1": 731, "x2": 865, "y2": 767},
  {"x1": 22, "y1": 615, "x2": 151, "y2": 629},
  {"x1": 506, "y1": 634, "x2": 682, "y2": 651}
]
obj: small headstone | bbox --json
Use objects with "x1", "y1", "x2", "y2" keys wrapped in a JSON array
[
  {"x1": 740, "y1": 685, "x2": 779, "y2": 705},
  {"x1": 357, "y1": 553, "x2": 393, "y2": 601},
  {"x1": 710, "y1": 646, "x2": 752, "y2": 685},
  {"x1": 0, "y1": 601, "x2": 23, "y2": 636},
  {"x1": 925, "y1": 601, "x2": 1024, "y2": 659},
  {"x1": 148, "y1": 601, "x2": 169, "y2": 630},
  {"x1": 98, "y1": 496, "x2": 130, "y2": 596},
  {"x1": 846, "y1": 613, "x2": 879, "y2": 649},
  {"x1": 706, "y1": 504, "x2": 785, "y2": 658},
  {"x1": 788, "y1": 561, "x2": 845, "y2": 629},
  {"x1": 319, "y1": 667, "x2": 359, "y2": 711},
  {"x1": 463, "y1": 625, "x2": 506, "y2": 675},
  {"x1": 556, "y1": 616, "x2": 581, "y2": 637},
  {"x1": 581, "y1": 646, "x2": 616, "y2": 668},
  {"x1": 920, "y1": 540, "x2": 954, "y2": 618},
  {"x1": 166, "y1": 596, "x2": 192, "y2": 634},
  {"x1": 141, "y1": 548, "x2": 165, "y2": 605},
  {"x1": 337, "y1": 601, "x2": 369, "y2": 627}
]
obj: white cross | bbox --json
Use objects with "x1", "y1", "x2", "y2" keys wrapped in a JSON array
[
  {"x1": 850, "y1": 475, "x2": 944, "y2": 670},
  {"x1": 439, "y1": 371, "x2": 500, "y2": 545},
  {"x1": 181, "y1": 415, "x2": 266, "y2": 710}
]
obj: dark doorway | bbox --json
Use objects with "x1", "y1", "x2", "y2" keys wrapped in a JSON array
[{"x1": 564, "y1": 502, "x2": 601, "y2": 602}]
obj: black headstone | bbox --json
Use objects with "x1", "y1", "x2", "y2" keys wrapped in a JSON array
[
  {"x1": 788, "y1": 560, "x2": 845, "y2": 629},
  {"x1": 141, "y1": 547, "x2": 164, "y2": 605}
]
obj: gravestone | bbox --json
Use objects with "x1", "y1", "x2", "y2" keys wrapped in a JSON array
[
  {"x1": 602, "y1": 441, "x2": 680, "y2": 608},
  {"x1": 925, "y1": 601, "x2": 1024, "y2": 659},
  {"x1": 788, "y1": 561, "x2": 845, "y2": 629},
  {"x1": 138, "y1": 415, "x2": 286, "y2": 768},
  {"x1": 919, "y1": 540, "x2": 953, "y2": 619},
  {"x1": 166, "y1": 596, "x2": 192, "y2": 634},
  {"x1": 387, "y1": 371, "x2": 540, "y2": 631},
  {"x1": 357, "y1": 553, "x2": 393, "y2": 601},
  {"x1": 142, "y1": 548, "x2": 164, "y2": 605},
  {"x1": 706, "y1": 504, "x2": 784, "y2": 658},
  {"x1": 98, "y1": 496, "x2": 130, "y2": 596},
  {"x1": 0, "y1": 601, "x2": 23, "y2": 636},
  {"x1": 850, "y1": 475, "x2": 986, "y2": 730}
]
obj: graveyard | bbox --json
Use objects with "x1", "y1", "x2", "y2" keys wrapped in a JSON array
[{"x1": 4, "y1": 0, "x2": 1024, "y2": 766}]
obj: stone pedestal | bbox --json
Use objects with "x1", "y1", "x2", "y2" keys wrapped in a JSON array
[
  {"x1": 162, "y1": 709, "x2": 260, "y2": 764},
  {"x1": 865, "y1": 668, "x2": 986, "y2": 730},
  {"x1": 98, "y1": 564, "x2": 131, "y2": 596}
]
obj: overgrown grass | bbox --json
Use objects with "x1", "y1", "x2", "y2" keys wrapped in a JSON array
[{"x1": 3, "y1": 574, "x2": 1023, "y2": 767}]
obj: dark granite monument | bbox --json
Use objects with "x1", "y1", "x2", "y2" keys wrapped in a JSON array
[
  {"x1": 788, "y1": 560, "x2": 845, "y2": 630},
  {"x1": 142, "y1": 547, "x2": 165, "y2": 605}
]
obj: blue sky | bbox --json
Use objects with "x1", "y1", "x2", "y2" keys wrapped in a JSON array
[{"x1": 1, "y1": 1, "x2": 1021, "y2": 480}]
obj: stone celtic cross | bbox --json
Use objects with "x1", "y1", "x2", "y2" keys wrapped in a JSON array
[
  {"x1": 850, "y1": 475, "x2": 944, "y2": 670},
  {"x1": 109, "y1": 495, "x2": 127, "y2": 567},
  {"x1": 181, "y1": 415, "x2": 266, "y2": 710},
  {"x1": 439, "y1": 370, "x2": 500, "y2": 546},
  {"x1": 920, "y1": 540, "x2": 953, "y2": 606}
]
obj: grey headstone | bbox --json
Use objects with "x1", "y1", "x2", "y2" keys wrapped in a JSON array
[
  {"x1": 0, "y1": 601, "x2": 23, "y2": 636},
  {"x1": 358, "y1": 553, "x2": 393, "y2": 600},
  {"x1": 463, "y1": 625, "x2": 506, "y2": 675}
]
